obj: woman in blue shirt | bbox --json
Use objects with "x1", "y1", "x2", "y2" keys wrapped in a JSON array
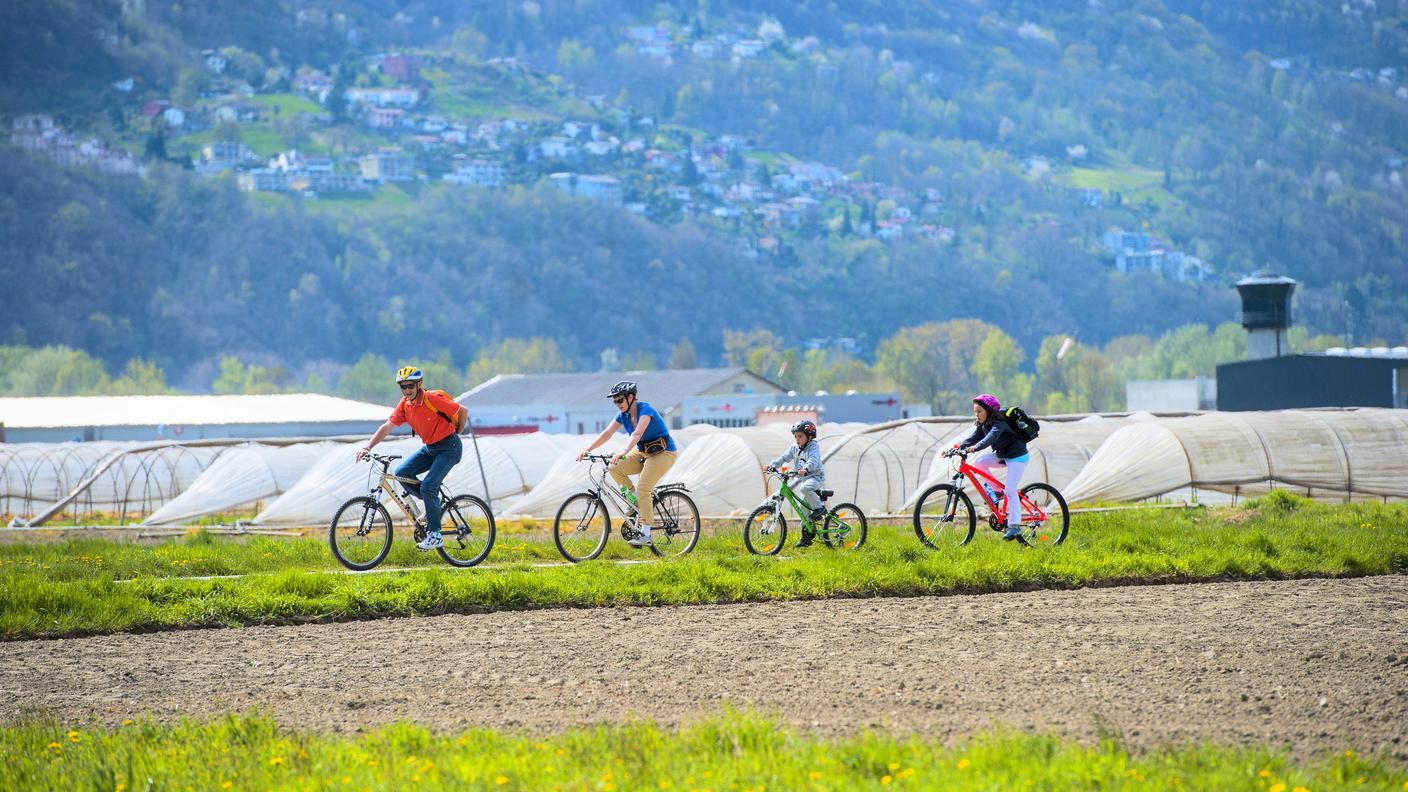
[{"x1": 577, "y1": 380, "x2": 679, "y2": 547}]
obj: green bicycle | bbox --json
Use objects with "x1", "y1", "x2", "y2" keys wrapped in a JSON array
[{"x1": 743, "y1": 468, "x2": 867, "y2": 555}]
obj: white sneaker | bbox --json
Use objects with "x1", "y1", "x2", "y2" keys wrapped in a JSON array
[
  {"x1": 628, "y1": 526, "x2": 652, "y2": 547},
  {"x1": 417, "y1": 533, "x2": 444, "y2": 551}
]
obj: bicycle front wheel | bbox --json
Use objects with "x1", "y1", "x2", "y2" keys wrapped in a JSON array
[
  {"x1": 912, "y1": 484, "x2": 976, "y2": 549},
  {"x1": 652, "y1": 490, "x2": 701, "y2": 557},
  {"x1": 1018, "y1": 483, "x2": 1070, "y2": 547},
  {"x1": 329, "y1": 496, "x2": 393, "y2": 571},
  {"x1": 822, "y1": 502, "x2": 868, "y2": 550},
  {"x1": 743, "y1": 504, "x2": 786, "y2": 556},
  {"x1": 438, "y1": 494, "x2": 496, "y2": 567},
  {"x1": 553, "y1": 492, "x2": 610, "y2": 562}
]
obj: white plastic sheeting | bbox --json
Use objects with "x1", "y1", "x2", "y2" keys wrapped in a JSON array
[
  {"x1": 253, "y1": 432, "x2": 580, "y2": 525},
  {"x1": 1063, "y1": 408, "x2": 1408, "y2": 504},
  {"x1": 823, "y1": 419, "x2": 973, "y2": 515},
  {"x1": 1, "y1": 441, "x2": 218, "y2": 521},
  {"x1": 142, "y1": 443, "x2": 336, "y2": 525}
]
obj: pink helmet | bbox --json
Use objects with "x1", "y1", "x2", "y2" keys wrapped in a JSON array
[{"x1": 973, "y1": 393, "x2": 1001, "y2": 414}]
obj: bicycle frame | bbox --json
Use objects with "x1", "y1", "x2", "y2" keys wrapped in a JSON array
[
  {"x1": 950, "y1": 454, "x2": 1048, "y2": 526},
  {"x1": 764, "y1": 471, "x2": 840, "y2": 535},
  {"x1": 366, "y1": 456, "x2": 450, "y2": 526},
  {"x1": 579, "y1": 454, "x2": 691, "y2": 529}
]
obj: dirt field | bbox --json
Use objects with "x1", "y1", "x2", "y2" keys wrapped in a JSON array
[{"x1": 2, "y1": 576, "x2": 1405, "y2": 758}]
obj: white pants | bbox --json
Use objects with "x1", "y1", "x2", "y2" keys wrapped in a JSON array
[
  {"x1": 973, "y1": 453, "x2": 1027, "y2": 527},
  {"x1": 793, "y1": 476, "x2": 824, "y2": 512}
]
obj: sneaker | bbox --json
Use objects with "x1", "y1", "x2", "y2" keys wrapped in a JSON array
[
  {"x1": 794, "y1": 531, "x2": 815, "y2": 549},
  {"x1": 417, "y1": 533, "x2": 444, "y2": 551},
  {"x1": 628, "y1": 526, "x2": 652, "y2": 547},
  {"x1": 808, "y1": 507, "x2": 827, "y2": 523},
  {"x1": 1002, "y1": 525, "x2": 1023, "y2": 541}
]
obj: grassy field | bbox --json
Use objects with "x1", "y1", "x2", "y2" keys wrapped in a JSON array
[
  {"x1": 1057, "y1": 166, "x2": 1180, "y2": 209},
  {"x1": 2, "y1": 709, "x2": 1403, "y2": 791},
  {"x1": 0, "y1": 495, "x2": 1404, "y2": 639}
]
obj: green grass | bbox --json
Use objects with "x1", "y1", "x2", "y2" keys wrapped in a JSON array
[
  {"x1": 2, "y1": 710, "x2": 1403, "y2": 791},
  {"x1": 1057, "y1": 166, "x2": 1180, "y2": 209},
  {"x1": 247, "y1": 93, "x2": 324, "y2": 116},
  {"x1": 0, "y1": 498, "x2": 1404, "y2": 639}
]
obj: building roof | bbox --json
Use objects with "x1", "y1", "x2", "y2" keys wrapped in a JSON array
[
  {"x1": 0, "y1": 393, "x2": 392, "y2": 429},
  {"x1": 460, "y1": 368, "x2": 782, "y2": 409}
]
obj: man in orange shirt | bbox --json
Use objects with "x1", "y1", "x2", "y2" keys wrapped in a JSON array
[{"x1": 355, "y1": 366, "x2": 467, "y2": 550}]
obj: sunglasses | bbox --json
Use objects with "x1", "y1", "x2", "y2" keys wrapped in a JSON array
[
  {"x1": 611, "y1": 396, "x2": 627, "y2": 405},
  {"x1": 399, "y1": 382, "x2": 419, "y2": 390}
]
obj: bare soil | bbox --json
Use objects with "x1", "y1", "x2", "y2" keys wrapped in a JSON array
[{"x1": 2, "y1": 576, "x2": 1405, "y2": 759}]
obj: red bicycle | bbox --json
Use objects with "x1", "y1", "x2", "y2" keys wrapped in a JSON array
[{"x1": 911, "y1": 448, "x2": 1069, "y2": 549}]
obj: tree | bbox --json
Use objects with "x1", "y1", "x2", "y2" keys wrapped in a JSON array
[
  {"x1": 722, "y1": 329, "x2": 781, "y2": 369},
  {"x1": 467, "y1": 338, "x2": 569, "y2": 387},
  {"x1": 876, "y1": 320, "x2": 999, "y2": 412},
  {"x1": 211, "y1": 356, "x2": 286, "y2": 395},
  {"x1": 337, "y1": 353, "x2": 394, "y2": 404},
  {"x1": 972, "y1": 329, "x2": 1033, "y2": 407},
  {"x1": 680, "y1": 149, "x2": 700, "y2": 186},
  {"x1": 668, "y1": 338, "x2": 697, "y2": 369}
]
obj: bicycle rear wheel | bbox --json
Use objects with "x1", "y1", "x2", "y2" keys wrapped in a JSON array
[
  {"x1": 329, "y1": 496, "x2": 393, "y2": 571},
  {"x1": 438, "y1": 494, "x2": 496, "y2": 567},
  {"x1": 651, "y1": 490, "x2": 701, "y2": 557},
  {"x1": 1018, "y1": 483, "x2": 1070, "y2": 547},
  {"x1": 822, "y1": 502, "x2": 867, "y2": 550},
  {"x1": 743, "y1": 504, "x2": 786, "y2": 556},
  {"x1": 553, "y1": 492, "x2": 610, "y2": 562},
  {"x1": 912, "y1": 484, "x2": 976, "y2": 549}
]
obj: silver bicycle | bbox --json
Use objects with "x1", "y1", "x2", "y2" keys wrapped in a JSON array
[
  {"x1": 551, "y1": 454, "x2": 701, "y2": 562},
  {"x1": 329, "y1": 452, "x2": 496, "y2": 570}
]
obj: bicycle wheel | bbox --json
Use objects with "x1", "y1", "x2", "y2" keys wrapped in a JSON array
[
  {"x1": 329, "y1": 496, "x2": 394, "y2": 571},
  {"x1": 438, "y1": 494, "x2": 496, "y2": 567},
  {"x1": 912, "y1": 484, "x2": 976, "y2": 549},
  {"x1": 1018, "y1": 483, "x2": 1070, "y2": 547},
  {"x1": 822, "y1": 502, "x2": 867, "y2": 550},
  {"x1": 743, "y1": 504, "x2": 787, "y2": 556},
  {"x1": 651, "y1": 490, "x2": 701, "y2": 557},
  {"x1": 553, "y1": 492, "x2": 611, "y2": 562}
]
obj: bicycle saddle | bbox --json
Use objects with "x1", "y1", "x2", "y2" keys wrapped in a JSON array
[{"x1": 818, "y1": 489, "x2": 834, "y2": 500}]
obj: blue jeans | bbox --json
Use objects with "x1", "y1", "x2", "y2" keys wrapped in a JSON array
[{"x1": 394, "y1": 434, "x2": 462, "y2": 534}]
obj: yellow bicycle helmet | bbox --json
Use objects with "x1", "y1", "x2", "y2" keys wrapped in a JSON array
[{"x1": 396, "y1": 366, "x2": 424, "y2": 383}]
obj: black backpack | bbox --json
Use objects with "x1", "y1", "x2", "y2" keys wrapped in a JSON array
[{"x1": 1002, "y1": 406, "x2": 1039, "y2": 442}]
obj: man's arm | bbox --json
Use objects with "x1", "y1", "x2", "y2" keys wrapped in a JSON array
[{"x1": 356, "y1": 421, "x2": 396, "y2": 461}]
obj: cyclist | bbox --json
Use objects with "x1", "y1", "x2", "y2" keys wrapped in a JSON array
[
  {"x1": 355, "y1": 366, "x2": 467, "y2": 551},
  {"x1": 954, "y1": 393, "x2": 1029, "y2": 541},
  {"x1": 576, "y1": 380, "x2": 678, "y2": 547},
  {"x1": 765, "y1": 419, "x2": 826, "y2": 548}
]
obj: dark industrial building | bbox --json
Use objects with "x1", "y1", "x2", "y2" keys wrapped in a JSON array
[
  {"x1": 1217, "y1": 353, "x2": 1408, "y2": 411},
  {"x1": 1215, "y1": 273, "x2": 1408, "y2": 411}
]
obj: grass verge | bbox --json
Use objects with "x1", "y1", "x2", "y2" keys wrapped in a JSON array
[
  {"x1": 1, "y1": 495, "x2": 1404, "y2": 639},
  {"x1": 2, "y1": 710, "x2": 1403, "y2": 791}
]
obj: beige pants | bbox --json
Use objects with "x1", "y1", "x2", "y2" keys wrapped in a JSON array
[{"x1": 609, "y1": 449, "x2": 677, "y2": 525}]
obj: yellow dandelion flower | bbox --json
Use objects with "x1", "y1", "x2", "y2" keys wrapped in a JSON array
[
  {"x1": 659, "y1": 781, "x2": 672, "y2": 789},
  {"x1": 881, "y1": 775, "x2": 892, "y2": 785},
  {"x1": 1345, "y1": 750, "x2": 1355, "y2": 759},
  {"x1": 957, "y1": 759, "x2": 970, "y2": 770},
  {"x1": 221, "y1": 782, "x2": 233, "y2": 790},
  {"x1": 457, "y1": 736, "x2": 470, "y2": 747},
  {"x1": 270, "y1": 756, "x2": 284, "y2": 766},
  {"x1": 1269, "y1": 784, "x2": 1286, "y2": 792},
  {"x1": 411, "y1": 774, "x2": 421, "y2": 783},
  {"x1": 67, "y1": 730, "x2": 81, "y2": 743},
  {"x1": 121, "y1": 719, "x2": 134, "y2": 726},
  {"x1": 808, "y1": 771, "x2": 822, "y2": 780},
  {"x1": 1293, "y1": 787, "x2": 1309, "y2": 792},
  {"x1": 888, "y1": 763, "x2": 900, "y2": 771},
  {"x1": 604, "y1": 784, "x2": 617, "y2": 792},
  {"x1": 116, "y1": 784, "x2": 126, "y2": 792},
  {"x1": 495, "y1": 776, "x2": 509, "y2": 786},
  {"x1": 535, "y1": 742, "x2": 549, "y2": 750},
  {"x1": 298, "y1": 749, "x2": 310, "y2": 760},
  {"x1": 703, "y1": 771, "x2": 713, "y2": 778},
  {"x1": 343, "y1": 778, "x2": 351, "y2": 785},
  {"x1": 47, "y1": 741, "x2": 61, "y2": 750},
  {"x1": 1260, "y1": 770, "x2": 1272, "y2": 778}
]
